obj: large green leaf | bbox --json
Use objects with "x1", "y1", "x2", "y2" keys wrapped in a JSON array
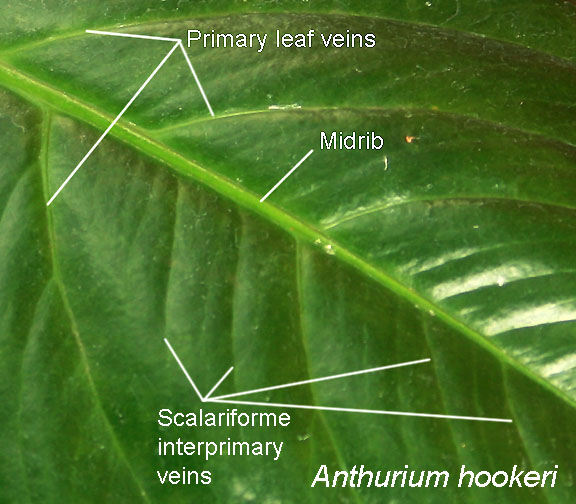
[{"x1": 0, "y1": 1, "x2": 575, "y2": 502}]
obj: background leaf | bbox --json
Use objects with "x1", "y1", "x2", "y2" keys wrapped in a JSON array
[{"x1": 0, "y1": 1, "x2": 575, "y2": 502}]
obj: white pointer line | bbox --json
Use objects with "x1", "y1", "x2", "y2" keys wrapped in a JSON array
[
  {"x1": 210, "y1": 358, "x2": 431, "y2": 401},
  {"x1": 204, "y1": 367, "x2": 234, "y2": 400},
  {"x1": 163, "y1": 340, "x2": 512, "y2": 423},
  {"x1": 86, "y1": 30, "x2": 214, "y2": 116},
  {"x1": 85, "y1": 29, "x2": 181, "y2": 42},
  {"x1": 206, "y1": 398, "x2": 513, "y2": 424},
  {"x1": 46, "y1": 42, "x2": 180, "y2": 206},
  {"x1": 260, "y1": 149, "x2": 314, "y2": 202},
  {"x1": 178, "y1": 42, "x2": 215, "y2": 116},
  {"x1": 46, "y1": 31, "x2": 216, "y2": 205},
  {"x1": 164, "y1": 338, "x2": 205, "y2": 402}
]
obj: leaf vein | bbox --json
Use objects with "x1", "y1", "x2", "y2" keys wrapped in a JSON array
[{"x1": 39, "y1": 110, "x2": 152, "y2": 504}]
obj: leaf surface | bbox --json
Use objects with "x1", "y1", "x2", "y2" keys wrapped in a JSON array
[{"x1": 0, "y1": 1, "x2": 575, "y2": 503}]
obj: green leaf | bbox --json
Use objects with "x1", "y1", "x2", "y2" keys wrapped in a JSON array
[{"x1": 0, "y1": 1, "x2": 575, "y2": 503}]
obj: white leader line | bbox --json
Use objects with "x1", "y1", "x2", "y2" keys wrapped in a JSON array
[
  {"x1": 164, "y1": 338, "x2": 205, "y2": 402},
  {"x1": 85, "y1": 30, "x2": 181, "y2": 42},
  {"x1": 206, "y1": 398, "x2": 513, "y2": 423},
  {"x1": 46, "y1": 42, "x2": 180, "y2": 206},
  {"x1": 164, "y1": 338, "x2": 512, "y2": 423},
  {"x1": 204, "y1": 367, "x2": 234, "y2": 400},
  {"x1": 260, "y1": 149, "x2": 314, "y2": 202},
  {"x1": 47, "y1": 30, "x2": 216, "y2": 205},
  {"x1": 178, "y1": 41, "x2": 215, "y2": 116},
  {"x1": 85, "y1": 30, "x2": 214, "y2": 116},
  {"x1": 209, "y1": 358, "x2": 431, "y2": 401}
]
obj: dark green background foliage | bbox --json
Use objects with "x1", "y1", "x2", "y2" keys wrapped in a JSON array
[{"x1": 0, "y1": 1, "x2": 575, "y2": 502}]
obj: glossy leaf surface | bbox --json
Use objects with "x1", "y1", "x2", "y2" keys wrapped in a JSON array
[{"x1": 0, "y1": 1, "x2": 575, "y2": 502}]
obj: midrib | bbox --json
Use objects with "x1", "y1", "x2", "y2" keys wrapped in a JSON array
[{"x1": 0, "y1": 58, "x2": 574, "y2": 415}]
